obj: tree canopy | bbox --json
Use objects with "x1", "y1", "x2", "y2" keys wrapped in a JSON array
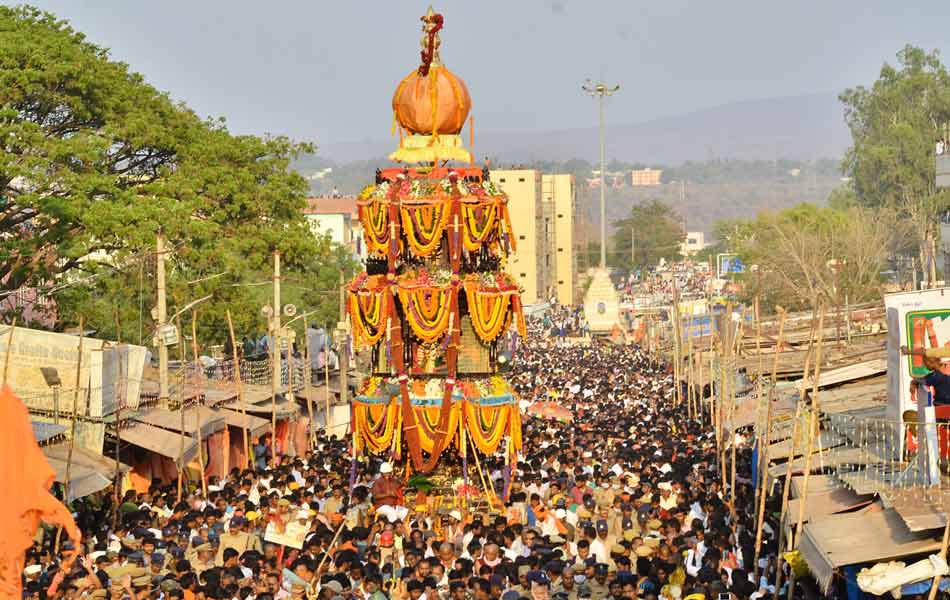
[
  {"x1": 610, "y1": 199, "x2": 684, "y2": 271},
  {"x1": 840, "y1": 45, "x2": 950, "y2": 280},
  {"x1": 0, "y1": 6, "x2": 354, "y2": 343},
  {"x1": 718, "y1": 203, "x2": 910, "y2": 310}
]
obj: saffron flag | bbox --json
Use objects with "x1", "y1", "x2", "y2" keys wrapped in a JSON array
[{"x1": 0, "y1": 386, "x2": 81, "y2": 597}]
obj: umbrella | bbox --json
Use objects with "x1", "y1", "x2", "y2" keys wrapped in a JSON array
[{"x1": 526, "y1": 401, "x2": 574, "y2": 423}]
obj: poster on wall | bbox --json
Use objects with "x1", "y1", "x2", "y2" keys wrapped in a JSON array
[{"x1": 885, "y1": 288, "x2": 950, "y2": 425}]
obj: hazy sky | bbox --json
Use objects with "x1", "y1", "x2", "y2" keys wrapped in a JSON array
[{"x1": 21, "y1": 1, "x2": 950, "y2": 147}]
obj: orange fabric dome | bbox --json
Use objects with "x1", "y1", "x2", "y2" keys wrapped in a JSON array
[{"x1": 393, "y1": 65, "x2": 471, "y2": 136}]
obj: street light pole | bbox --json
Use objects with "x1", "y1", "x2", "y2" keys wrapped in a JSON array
[{"x1": 583, "y1": 79, "x2": 620, "y2": 270}]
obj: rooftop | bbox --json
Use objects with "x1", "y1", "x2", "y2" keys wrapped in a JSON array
[{"x1": 303, "y1": 196, "x2": 357, "y2": 216}]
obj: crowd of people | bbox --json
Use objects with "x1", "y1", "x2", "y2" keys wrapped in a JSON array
[{"x1": 22, "y1": 317, "x2": 801, "y2": 600}]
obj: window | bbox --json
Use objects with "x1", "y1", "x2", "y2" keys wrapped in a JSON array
[
  {"x1": 558, "y1": 280, "x2": 564, "y2": 285},
  {"x1": 557, "y1": 214, "x2": 564, "y2": 218},
  {"x1": 519, "y1": 235, "x2": 526, "y2": 240},
  {"x1": 519, "y1": 273, "x2": 527, "y2": 278},
  {"x1": 558, "y1": 248, "x2": 563, "y2": 252},
  {"x1": 499, "y1": 178, "x2": 506, "y2": 183},
  {"x1": 518, "y1": 177, "x2": 525, "y2": 182}
]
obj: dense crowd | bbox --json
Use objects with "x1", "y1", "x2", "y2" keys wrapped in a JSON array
[{"x1": 22, "y1": 320, "x2": 795, "y2": 600}]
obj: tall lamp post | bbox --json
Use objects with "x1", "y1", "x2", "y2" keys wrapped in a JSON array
[{"x1": 582, "y1": 79, "x2": 620, "y2": 270}]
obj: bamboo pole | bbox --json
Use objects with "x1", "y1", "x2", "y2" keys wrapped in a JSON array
[
  {"x1": 687, "y1": 321, "x2": 695, "y2": 421},
  {"x1": 927, "y1": 519, "x2": 950, "y2": 600},
  {"x1": 775, "y1": 306, "x2": 819, "y2": 597},
  {"x1": 191, "y1": 312, "x2": 207, "y2": 497},
  {"x1": 56, "y1": 317, "x2": 83, "y2": 554},
  {"x1": 176, "y1": 314, "x2": 187, "y2": 503},
  {"x1": 325, "y1": 322, "x2": 331, "y2": 439},
  {"x1": 226, "y1": 310, "x2": 250, "y2": 469},
  {"x1": 729, "y1": 315, "x2": 744, "y2": 520},
  {"x1": 303, "y1": 315, "x2": 316, "y2": 451},
  {"x1": 2, "y1": 316, "x2": 15, "y2": 386},
  {"x1": 753, "y1": 308, "x2": 787, "y2": 581},
  {"x1": 793, "y1": 305, "x2": 826, "y2": 549},
  {"x1": 111, "y1": 311, "x2": 125, "y2": 531},
  {"x1": 270, "y1": 312, "x2": 279, "y2": 467}
]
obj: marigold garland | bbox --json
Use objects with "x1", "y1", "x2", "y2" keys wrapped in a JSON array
[
  {"x1": 400, "y1": 199, "x2": 451, "y2": 257},
  {"x1": 357, "y1": 199, "x2": 391, "y2": 256},
  {"x1": 460, "y1": 200, "x2": 499, "y2": 252},
  {"x1": 354, "y1": 401, "x2": 401, "y2": 454},
  {"x1": 399, "y1": 284, "x2": 454, "y2": 343}
]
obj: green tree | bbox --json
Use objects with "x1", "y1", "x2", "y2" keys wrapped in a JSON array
[
  {"x1": 0, "y1": 6, "x2": 354, "y2": 342},
  {"x1": 840, "y1": 45, "x2": 950, "y2": 283},
  {"x1": 611, "y1": 199, "x2": 684, "y2": 271},
  {"x1": 723, "y1": 203, "x2": 909, "y2": 310}
]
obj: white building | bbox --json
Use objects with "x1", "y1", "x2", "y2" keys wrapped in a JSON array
[{"x1": 680, "y1": 231, "x2": 707, "y2": 257}]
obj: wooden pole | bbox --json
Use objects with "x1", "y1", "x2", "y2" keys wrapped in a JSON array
[
  {"x1": 775, "y1": 305, "x2": 819, "y2": 596},
  {"x1": 2, "y1": 316, "x2": 15, "y2": 387},
  {"x1": 753, "y1": 308, "x2": 787, "y2": 581},
  {"x1": 324, "y1": 322, "x2": 331, "y2": 439},
  {"x1": 687, "y1": 320, "x2": 695, "y2": 420},
  {"x1": 302, "y1": 315, "x2": 315, "y2": 451},
  {"x1": 728, "y1": 315, "x2": 743, "y2": 520},
  {"x1": 271, "y1": 250, "x2": 281, "y2": 466},
  {"x1": 176, "y1": 314, "x2": 186, "y2": 503},
  {"x1": 56, "y1": 316, "x2": 83, "y2": 554},
  {"x1": 793, "y1": 305, "x2": 826, "y2": 549},
  {"x1": 226, "y1": 310, "x2": 250, "y2": 468},
  {"x1": 927, "y1": 519, "x2": 950, "y2": 600},
  {"x1": 338, "y1": 270, "x2": 349, "y2": 424},
  {"x1": 157, "y1": 233, "x2": 169, "y2": 405},
  {"x1": 111, "y1": 311, "x2": 124, "y2": 531},
  {"x1": 191, "y1": 312, "x2": 208, "y2": 497}
]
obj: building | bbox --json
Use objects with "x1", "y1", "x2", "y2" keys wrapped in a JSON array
[
  {"x1": 490, "y1": 170, "x2": 548, "y2": 305},
  {"x1": 542, "y1": 173, "x2": 578, "y2": 305},
  {"x1": 680, "y1": 231, "x2": 707, "y2": 257},
  {"x1": 303, "y1": 196, "x2": 365, "y2": 259},
  {"x1": 631, "y1": 168, "x2": 663, "y2": 186}
]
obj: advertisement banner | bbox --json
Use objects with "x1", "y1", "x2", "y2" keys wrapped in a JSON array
[{"x1": 884, "y1": 288, "x2": 950, "y2": 424}]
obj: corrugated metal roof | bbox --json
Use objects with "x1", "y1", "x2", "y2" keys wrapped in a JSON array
[{"x1": 32, "y1": 421, "x2": 67, "y2": 445}]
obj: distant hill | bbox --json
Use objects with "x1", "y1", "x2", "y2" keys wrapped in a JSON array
[{"x1": 319, "y1": 93, "x2": 851, "y2": 164}]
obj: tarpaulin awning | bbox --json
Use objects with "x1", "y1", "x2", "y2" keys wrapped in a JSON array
[
  {"x1": 133, "y1": 406, "x2": 225, "y2": 439},
  {"x1": 43, "y1": 443, "x2": 127, "y2": 502},
  {"x1": 121, "y1": 422, "x2": 198, "y2": 465},
  {"x1": 799, "y1": 507, "x2": 942, "y2": 594},
  {"x1": 218, "y1": 408, "x2": 270, "y2": 438}
]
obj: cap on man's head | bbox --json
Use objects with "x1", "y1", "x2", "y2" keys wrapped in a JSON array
[
  {"x1": 379, "y1": 462, "x2": 393, "y2": 474},
  {"x1": 596, "y1": 519, "x2": 608, "y2": 533}
]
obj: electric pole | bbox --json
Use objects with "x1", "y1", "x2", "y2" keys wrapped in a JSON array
[
  {"x1": 156, "y1": 232, "x2": 168, "y2": 406},
  {"x1": 582, "y1": 79, "x2": 620, "y2": 270}
]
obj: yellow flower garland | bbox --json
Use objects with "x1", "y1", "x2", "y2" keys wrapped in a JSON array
[
  {"x1": 399, "y1": 284, "x2": 454, "y2": 343},
  {"x1": 348, "y1": 280, "x2": 391, "y2": 348},
  {"x1": 358, "y1": 199, "x2": 391, "y2": 256},
  {"x1": 400, "y1": 199, "x2": 451, "y2": 257},
  {"x1": 463, "y1": 281, "x2": 515, "y2": 342},
  {"x1": 354, "y1": 401, "x2": 401, "y2": 454},
  {"x1": 462, "y1": 402, "x2": 512, "y2": 455},
  {"x1": 461, "y1": 201, "x2": 499, "y2": 252}
]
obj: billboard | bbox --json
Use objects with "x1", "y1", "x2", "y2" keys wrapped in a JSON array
[
  {"x1": 884, "y1": 288, "x2": 950, "y2": 424},
  {"x1": 717, "y1": 254, "x2": 744, "y2": 277},
  {"x1": 0, "y1": 326, "x2": 147, "y2": 452}
]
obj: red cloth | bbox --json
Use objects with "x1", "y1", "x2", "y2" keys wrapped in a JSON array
[{"x1": 0, "y1": 387, "x2": 80, "y2": 597}]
